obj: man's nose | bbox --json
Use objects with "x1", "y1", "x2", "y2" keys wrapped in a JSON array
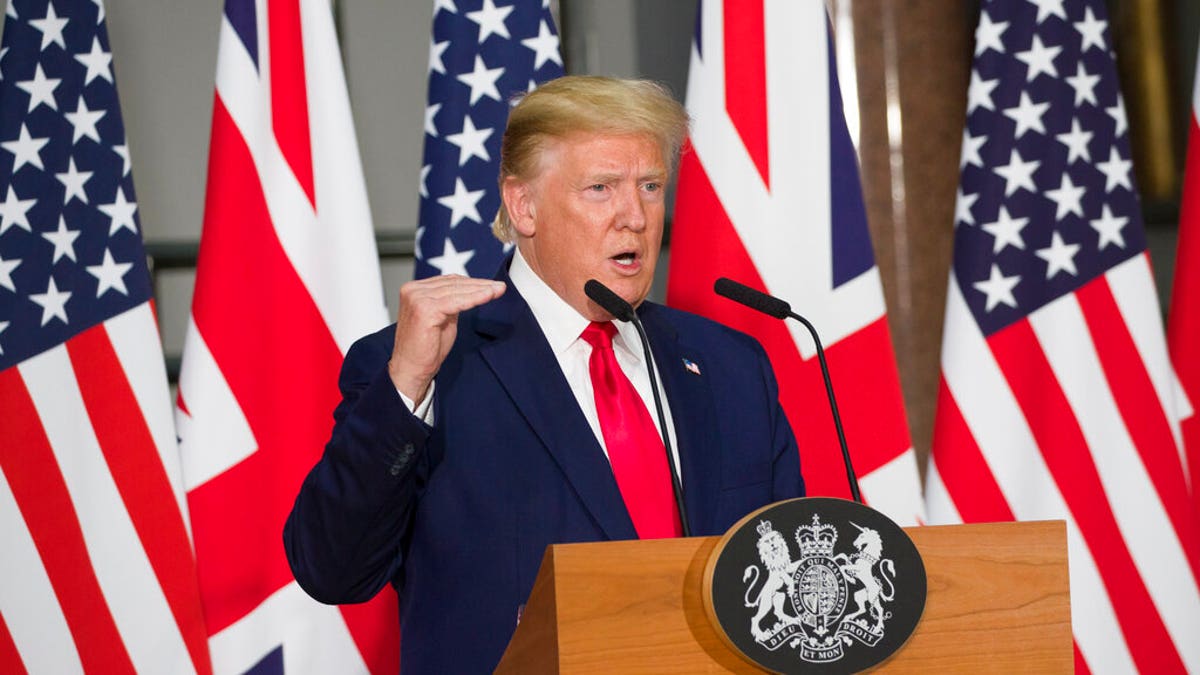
[{"x1": 615, "y1": 185, "x2": 647, "y2": 232}]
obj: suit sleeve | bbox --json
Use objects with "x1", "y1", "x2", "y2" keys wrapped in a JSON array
[{"x1": 283, "y1": 331, "x2": 431, "y2": 604}]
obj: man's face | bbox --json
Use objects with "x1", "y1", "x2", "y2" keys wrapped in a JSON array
[{"x1": 507, "y1": 131, "x2": 667, "y2": 321}]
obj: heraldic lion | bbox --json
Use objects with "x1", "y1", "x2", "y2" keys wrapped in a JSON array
[{"x1": 743, "y1": 524, "x2": 802, "y2": 640}]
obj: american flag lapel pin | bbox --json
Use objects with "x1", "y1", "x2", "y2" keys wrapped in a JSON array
[{"x1": 682, "y1": 358, "x2": 701, "y2": 376}]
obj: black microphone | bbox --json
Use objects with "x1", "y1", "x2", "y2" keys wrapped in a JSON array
[
  {"x1": 713, "y1": 277, "x2": 863, "y2": 504},
  {"x1": 584, "y1": 279, "x2": 691, "y2": 537}
]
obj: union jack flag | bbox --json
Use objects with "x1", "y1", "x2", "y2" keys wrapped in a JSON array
[
  {"x1": 176, "y1": 0, "x2": 393, "y2": 672},
  {"x1": 415, "y1": 0, "x2": 563, "y2": 279},
  {"x1": 0, "y1": 0, "x2": 210, "y2": 672},
  {"x1": 926, "y1": 2, "x2": 1200, "y2": 672},
  {"x1": 666, "y1": 0, "x2": 924, "y2": 524}
]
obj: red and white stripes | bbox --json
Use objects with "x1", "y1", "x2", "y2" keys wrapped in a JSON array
[
  {"x1": 0, "y1": 304, "x2": 210, "y2": 674},
  {"x1": 928, "y1": 253, "x2": 1200, "y2": 673}
]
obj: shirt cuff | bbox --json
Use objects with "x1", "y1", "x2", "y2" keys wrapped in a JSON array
[{"x1": 397, "y1": 382, "x2": 435, "y2": 425}]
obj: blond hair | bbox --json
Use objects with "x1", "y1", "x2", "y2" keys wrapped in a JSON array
[{"x1": 491, "y1": 76, "x2": 690, "y2": 243}]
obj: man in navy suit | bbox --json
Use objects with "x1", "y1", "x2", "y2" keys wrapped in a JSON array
[{"x1": 284, "y1": 76, "x2": 804, "y2": 673}]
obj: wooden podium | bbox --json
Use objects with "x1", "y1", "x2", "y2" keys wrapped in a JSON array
[{"x1": 495, "y1": 520, "x2": 1071, "y2": 673}]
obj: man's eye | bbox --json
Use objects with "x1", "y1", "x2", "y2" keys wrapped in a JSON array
[
  {"x1": 643, "y1": 182, "x2": 662, "y2": 192},
  {"x1": 588, "y1": 184, "x2": 607, "y2": 192}
]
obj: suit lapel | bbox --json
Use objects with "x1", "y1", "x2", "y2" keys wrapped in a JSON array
[
  {"x1": 639, "y1": 305, "x2": 723, "y2": 536},
  {"x1": 475, "y1": 281, "x2": 638, "y2": 541}
]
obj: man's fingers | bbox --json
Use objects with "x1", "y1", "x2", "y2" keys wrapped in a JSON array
[
  {"x1": 436, "y1": 280, "x2": 506, "y2": 312},
  {"x1": 400, "y1": 277, "x2": 505, "y2": 319}
]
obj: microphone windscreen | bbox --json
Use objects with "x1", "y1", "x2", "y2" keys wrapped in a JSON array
[
  {"x1": 584, "y1": 279, "x2": 637, "y2": 322},
  {"x1": 713, "y1": 278, "x2": 791, "y2": 319}
]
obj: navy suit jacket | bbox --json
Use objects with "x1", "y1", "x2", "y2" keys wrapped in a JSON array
[{"x1": 284, "y1": 269, "x2": 804, "y2": 673}]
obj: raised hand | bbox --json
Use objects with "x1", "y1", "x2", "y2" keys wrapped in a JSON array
[{"x1": 387, "y1": 275, "x2": 506, "y2": 403}]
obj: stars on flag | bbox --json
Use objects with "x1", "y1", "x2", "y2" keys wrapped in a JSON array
[
  {"x1": 467, "y1": 0, "x2": 514, "y2": 43},
  {"x1": 522, "y1": 21, "x2": 563, "y2": 69},
  {"x1": 1044, "y1": 173, "x2": 1085, "y2": 220},
  {"x1": 43, "y1": 217, "x2": 80, "y2": 263},
  {"x1": 29, "y1": 2, "x2": 69, "y2": 52},
  {"x1": 112, "y1": 143, "x2": 131, "y2": 175},
  {"x1": 29, "y1": 276, "x2": 71, "y2": 326},
  {"x1": 993, "y1": 149, "x2": 1039, "y2": 196},
  {"x1": 99, "y1": 187, "x2": 139, "y2": 235},
  {"x1": 1096, "y1": 147, "x2": 1132, "y2": 192},
  {"x1": 1065, "y1": 63, "x2": 1099, "y2": 106},
  {"x1": 982, "y1": 206, "x2": 1029, "y2": 253},
  {"x1": 425, "y1": 102, "x2": 443, "y2": 137},
  {"x1": 974, "y1": 12, "x2": 1008, "y2": 56},
  {"x1": 1015, "y1": 35, "x2": 1061, "y2": 81},
  {"x1": 86, "y1": 248, "x2": 132, "y2": 297},
  {"x1": 0, "y1": 254, "x2": 20, "y2": 291},
  {"x1": 1002, "y1": 92, "x2": 1049, "y2": 138},
  {"x1": 967, "y1": 70, "x2": 999, "y2": 112},
  {"x1": 16, "y1": 64, "x2": 61, "y2": 112},
  {"x1": 415, "y1": 0, "x2": 563, "y2": 280},
  {"x1": 952, "y1": 2, "x2": 1147, "y2": 335},
  {"x1": 973, "y1": 264, "x2": 1020, "y2": 312},
  {"x1": 2, "y1": 124, "x2": 50, "y2": 171},
  {"x1": 1055, "y1": 118, "x2": 1093, "y2": 163},
  {"x1": 437, "y1": 178, "x2": 485, "y2": 228},
  {"x1": 0, "y1": 186, "x2": 35, "y2": 234},
  {"x1": 960, "y1": 130, "x2": 986, "y2": 169},
  {"x1": 1035, "y1": 231, "x2": 1081, "y2": 278},
  {"x1": 1106, "y1": 96, "x2": 1128, "y2": 136},
  {"x1": 1027, "y1": 0, "x2": 1067, "y2": 25},
  {"x1": 955, "y1": 187, "x2": 979, "y2": 227},
  {"x1": 56, "y1": 157, "x2": 92, "y2": 204},
  {"x1": 65, "y1": 95, "x2": 106, "y2": 143},
  {"x1": 74, "y1": 37, "x2": 113, "y2": 84},
  {"x1": 1074, "y1": 7, "x2": 1107, "y2": 51},
  {"x1": 445, "y1": 115, "x2": 494, "y2": 166},
  {"x1": 1090, "y1": 205, "x2": 1129, "y2": 250},
  {"x1": 427, "y1": 239, "x2": 475, "y2": 276},
  {"x1": 457, "y1": 56, "x2": 504, "y2": 105},
  {"x1": 0, "y1": 0, "x2": 148, "y2": 365},
  {"x1": 429, "y1": 37, "x2": 449, "y2": 75}
]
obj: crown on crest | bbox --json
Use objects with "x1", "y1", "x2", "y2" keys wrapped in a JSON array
[
  {"x1": 756, "y1": 519, "x2": 775, "y2": 538},
  {"x1": 796, "y1": 513, "x2": 837, "y2": 557}
]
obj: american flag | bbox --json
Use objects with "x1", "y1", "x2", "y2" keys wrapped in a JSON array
[
  {"x1": 926, "y1": 1, "x2": 1200, "y2": 672},
  {"x1": 666, "y1": 0, "x2": 925, "y2": 524},
  {"x1": 0, "y1": 0, "x2": 211, "y2": 672},
  {"x1": 415, "y1": 0, "x2": 562, "y2": 280},
  {"x1": 1170, "y1": 42, "x2": 1200, "y2": 522},
  {"x1": 175, "y1": 0, "x2": 393, "y2": 672}
]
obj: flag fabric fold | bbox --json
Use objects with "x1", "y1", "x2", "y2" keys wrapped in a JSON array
[
  {"x1": 927, "y1": 2, "x2": 1200, "y2": 672},
  {"x1": 0, "y1": 0, "x2": 210, "y2": 672},
  {"x1": 176, "y1": 0, "x2": 393, "y2": 672},
  {"x1": 414, "y1": 0, "x2": 563, "y2": 280},
  {"x1": 666, "y1": 0, "x2": 924, "y2": 524},
  {"x1": 1170, "y1": 43, "x2": 1200, "y2": 520}
]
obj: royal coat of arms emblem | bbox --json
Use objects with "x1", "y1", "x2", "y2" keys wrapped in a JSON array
[
  {"x1": 744, "y1": 514, "x2": 897, "y2": 662},
  {"x1": 707, "y1": 498, "x2": 925, "y2": 674}
]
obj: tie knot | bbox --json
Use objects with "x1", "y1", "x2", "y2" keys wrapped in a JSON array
[{"x1": 581, "y1": 321, "x2": 618, "y2": 349}]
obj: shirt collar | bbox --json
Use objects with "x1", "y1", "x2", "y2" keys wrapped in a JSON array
[{"x1": 508, "y1": 247, "x2": 644, "y2": 361}]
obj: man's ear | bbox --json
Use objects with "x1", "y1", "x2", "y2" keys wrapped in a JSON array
[{"x1": 502, "y1": 176, "x2": 537, "y2": 237}]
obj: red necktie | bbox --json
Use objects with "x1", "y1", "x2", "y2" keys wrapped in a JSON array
[{"x1": 581, "y1": 322, "x2": 682, "y2": 539}]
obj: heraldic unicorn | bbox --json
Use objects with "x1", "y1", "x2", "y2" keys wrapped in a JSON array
[{"x1": 742, "y1": 513, "x2": 898, "y2": 663}]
